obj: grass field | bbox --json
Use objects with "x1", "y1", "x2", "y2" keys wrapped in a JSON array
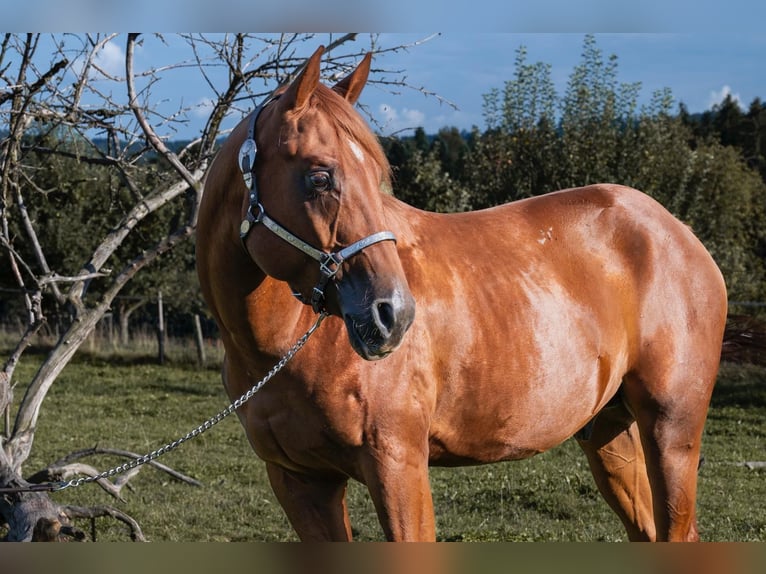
[{"x1": 6, "y1": 338, "x2": 766, "y2": 542}]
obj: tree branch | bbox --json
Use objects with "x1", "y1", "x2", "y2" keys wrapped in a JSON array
[
  {"x1": 126, "y1": 33, "x2": 198, "y2": 191},
  {"x1": 39, "y1": 271, "x2": 111, "y2": 286}
]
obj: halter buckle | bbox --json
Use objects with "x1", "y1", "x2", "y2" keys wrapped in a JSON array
[{"x1": 239, "y1": 138, "x2": 257, "y2": 175}]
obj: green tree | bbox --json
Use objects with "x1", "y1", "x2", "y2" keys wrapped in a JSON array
[
  {"x1": 632, "y1": 89, "x2": 697, "y2": 207},
  {"x1": 393, "y1": 144, "x2": 470, "y2": 213},
  {"x1": 469, "y1": 46, "x2": 562, "y2": 203},
  {"x1": 674, "y1": 141, "x2": 766, "y2": 301},
  {"x1": 742, "y1": 98, "x2": 766, "y2": 180},
  {"x1": 559, "y1": 34, "x2": 641, "y2": 187},
  {"x1": 461, "y1": 128, "x2": 516, "y2": 207},
  {"x1": 501, "y1": 46, "x2": 557, "y2": 134},
  {"x1": 432, "y1": 126, "x2": 469, "y2": 180},
  {"x1": 711, "y1": 94, "x2": 745, "y2": 149}
]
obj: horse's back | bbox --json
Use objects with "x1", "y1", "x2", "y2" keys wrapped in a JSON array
[
  {"x1": 489, "y1": 183, "x2": 726, "y2": 323},
  {"x1": 403, "y1": 182, "x2": 726, "y2": 332}
]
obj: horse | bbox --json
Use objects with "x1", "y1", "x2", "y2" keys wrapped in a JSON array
[{"x1": 196, "y1": 46, "x2": 728, "y2": 541}]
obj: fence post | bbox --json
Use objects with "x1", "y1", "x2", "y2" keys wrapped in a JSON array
[
  {"x1": 157, "y1": 290, "x2": 165, "y2": 365},
  {"x1": 193, "y1": 313, "x2": 207, "y2": 367}
]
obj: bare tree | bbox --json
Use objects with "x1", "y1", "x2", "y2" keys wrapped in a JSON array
[{"x1": 0, "y1": 32, "x2": 436, "y2": 541}]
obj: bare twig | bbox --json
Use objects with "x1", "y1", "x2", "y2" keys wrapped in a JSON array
[{"x1": 39, "y1": 271, "x2": 111, "y2": 286}]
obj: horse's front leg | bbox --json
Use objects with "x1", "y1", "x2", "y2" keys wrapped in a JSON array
[
  {"x1": 359, "y1": 438, "x2": 436, "y2": 541},
  {"x1": 265, "y1": 462, "x2": 353, "y2": 541}
]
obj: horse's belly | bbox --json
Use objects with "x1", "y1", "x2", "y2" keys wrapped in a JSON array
[
  {"x1": 427, "y1": 398, "x2": 594, "y2": 466},
  {"x1": 427, "y1": 344, "x2": 627, "y2": 466},
  {"x1": 420, "y1": 265, "x2": 630, "y2": 465},
  {"x1": 427, "y1": 409, "x2": 583, "y2": 466}
]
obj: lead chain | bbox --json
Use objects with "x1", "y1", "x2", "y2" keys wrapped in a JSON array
[{"x1": 53, "y1": 312, "x2": 328, "y2": 492}]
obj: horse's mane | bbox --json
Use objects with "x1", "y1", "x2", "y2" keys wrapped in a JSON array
[{"x1": 303, "y1": 84, "x2": 393, "y2": 193}]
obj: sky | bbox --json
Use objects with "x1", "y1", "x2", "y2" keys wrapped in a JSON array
[
  {"x1": 71, "y1": 32, "x2": 764, "y2": 141},
  {"x1": 5, "y1": 2, "x2": 765, "y2": 141}
]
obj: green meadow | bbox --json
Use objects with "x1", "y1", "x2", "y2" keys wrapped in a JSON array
[{"x1": 8, "y1": 339, "x2": 765, "y2": 542}]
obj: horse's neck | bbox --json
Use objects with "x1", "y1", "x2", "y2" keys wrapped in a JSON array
[{"x1": 381, "y1": 193, "x2": 419, "y2": 244}]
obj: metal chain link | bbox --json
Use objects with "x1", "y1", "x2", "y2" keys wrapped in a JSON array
[{"x1": 52, "y1": 312, "x2": 328, "y2": 492}]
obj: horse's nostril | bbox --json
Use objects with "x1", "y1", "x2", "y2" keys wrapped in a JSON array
[{"x1": 373, "y1": 300, "x2": 395, "y2": 337}]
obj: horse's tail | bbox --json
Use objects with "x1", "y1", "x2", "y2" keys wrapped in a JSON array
[{"x1": 721, "y1": 314, "x2": 766, "y2": 366}]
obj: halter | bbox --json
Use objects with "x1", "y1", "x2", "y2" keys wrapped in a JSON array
[{"x1": 238, "y1": 95, "x2": 397, "y2": 314}]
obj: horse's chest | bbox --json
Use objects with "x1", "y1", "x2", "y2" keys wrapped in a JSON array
[{"x1": 240, "y1": 378, "x2": 367, "y2": 474}]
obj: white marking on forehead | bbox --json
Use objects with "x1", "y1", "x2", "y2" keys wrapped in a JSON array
[{"x1": 347, "y1": 138, "x2": 365, "y2": 163}]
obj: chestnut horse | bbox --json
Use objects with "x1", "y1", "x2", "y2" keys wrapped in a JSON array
[{"x1": 196, "y1": 46, "x2": 727, "y2": 541}]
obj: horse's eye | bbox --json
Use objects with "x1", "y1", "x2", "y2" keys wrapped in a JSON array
[{"x1": 306, "y1": 170, "x2": 334, "y2": 194}]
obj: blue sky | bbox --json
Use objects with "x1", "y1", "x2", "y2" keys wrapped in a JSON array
[
  {"x1": 7, "y1": 0, "x2": 764, "y2": 141},
  {"x1": 366, "y1": 33, "x2": 764, "y2": 135},
  {"x1": 78, "y1": 32, "x2": 764, "y2": 140},
  {"x1": 10, "y1": 0, "x2": 766, "y2": 34}
]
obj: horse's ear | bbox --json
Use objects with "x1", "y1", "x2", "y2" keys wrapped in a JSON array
[
  {"x1": 282, "y1": 45, "x2": 325, "y2": 112},
  {"x1": 332, "y1": 53, "x2": 372, "y2": 105}
]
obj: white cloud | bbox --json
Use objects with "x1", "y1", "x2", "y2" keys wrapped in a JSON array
[
  {"x1": 709, "y1": 85, "x2": 742, "y2": 109},
  {"x1": 70, "y1": 39, "x2": 126, "y2": 80},
  {"x1": 94, "y1": 41, "x2": 125, "y2": 77},
  {"x1": 374, "y1": 101, "x2": 480, "y2": 135},
  {"x1": 377, "y1": 103, "x2": 426, "y2": 135}
]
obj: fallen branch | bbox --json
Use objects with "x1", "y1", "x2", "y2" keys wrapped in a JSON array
[
  {"x1": 27, "y1": 463, "x2": 139, "y2": 502},
  {"x1": 27, "y1": 447, "x2": 202, "y2": 492},
  {"x1": 62, "y1": 504, "x2": 147, "y2": 542}
]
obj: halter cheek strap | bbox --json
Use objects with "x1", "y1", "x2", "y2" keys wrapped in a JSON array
[{"x1": 238, "y1": 95, "x2": 397, "y2": 314}]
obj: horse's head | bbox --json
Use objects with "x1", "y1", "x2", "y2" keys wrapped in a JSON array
[{"x1": 238, "y1": 46, "x2": 415, "y2": 360}]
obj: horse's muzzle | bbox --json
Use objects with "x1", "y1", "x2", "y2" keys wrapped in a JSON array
[{"x1": 342, "y1": 289, "x2": 415, "y2": 360}]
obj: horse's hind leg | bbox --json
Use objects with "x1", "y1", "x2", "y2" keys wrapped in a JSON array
[
  {"x1": 622, "y1": 366, "x2": 716, "y2": 542},
  {"x1": 265, "y1": 463, "x2": 353, "y2": 541},
  {"x1": 576, "y1": 400, "x2": 656, "y2": 541}
]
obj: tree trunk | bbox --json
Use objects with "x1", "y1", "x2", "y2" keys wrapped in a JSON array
[
  {"x1": 0, "y1": 467, "x2": 63, "y2": 541},
  {"x1": 6, "y1": 307, "x2": 106, "y2": 472},
  {"x1": 117, "y1": 299, "x2": 145, "y2": 347}
]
